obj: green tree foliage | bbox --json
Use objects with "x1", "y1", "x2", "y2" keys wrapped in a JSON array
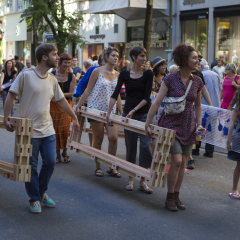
[{"x1": 21, "y1": 0, "x2": 86, "y2": 54}]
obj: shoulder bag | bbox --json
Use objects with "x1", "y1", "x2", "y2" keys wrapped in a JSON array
[{"x1": 163, "y1": 77, "x2": 193, "y2": 115}]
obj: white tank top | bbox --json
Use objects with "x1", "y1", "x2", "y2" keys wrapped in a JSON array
[{"x1": 88, "y1": 68, "x2": 118, "y2": 113}]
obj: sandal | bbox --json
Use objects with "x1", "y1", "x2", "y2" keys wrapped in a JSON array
[
  {"x1": 106, "y1": 169, "x2": 121, "y2": 178},
  {"x1": 138, "y1": 182, "x2": 153, "y2": 194},
  {"x1": 95, "y1": 168, "x2": 104, "y2": 177},
  {"x1": 56, "y1": 157, "x2": 61, "y2": 163},
  {"x1": 125, "y1": 181, "x2": 134, "y2": 191},
  {"x1": 229, "y1": 193, "x2": 240, "y2": 200},
  {"x1": 62, "y1": 152, "x2": 70, "y2": 163}
]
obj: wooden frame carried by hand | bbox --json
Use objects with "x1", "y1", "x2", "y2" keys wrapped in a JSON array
[
  {"x1": 0, "y1": 116, "x2": 33, "y2": 182},
  {"x1": 67, "y1": 107, "x2": 175, "y2": 188}
]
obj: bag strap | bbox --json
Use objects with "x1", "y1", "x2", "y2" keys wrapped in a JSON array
[
  {"x1": 184, "y1": 79, "x2": 193, "y2": 98},
  {"x1": 234, "y1": 75, "x2": 238, "y2": 83}
]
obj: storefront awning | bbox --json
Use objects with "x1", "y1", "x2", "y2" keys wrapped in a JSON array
[
  {"x1": 88, "y1": 0, "x2": 168, "y2": 20},
  {"x1": 180, "y1": 9, "x2": 208, "y2": 21},
  {"x1": 214, "y1": 5, "x2": 240, "y2": 18}
]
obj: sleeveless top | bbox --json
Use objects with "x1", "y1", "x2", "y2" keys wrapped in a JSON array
[
  {"x1": 52, "y1": 70, "x2": 73, "y2": 100},
  {"x1": 88, "y1": 68, "x2": 118, "y2": 113}
]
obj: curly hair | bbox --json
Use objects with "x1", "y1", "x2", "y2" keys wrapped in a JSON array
[
  {"x1": 228, "y1": 87, "x2": 240, "y2": 111},
  {"x1": 171, "y1": 44, "x2": 196, "y2": 69}
]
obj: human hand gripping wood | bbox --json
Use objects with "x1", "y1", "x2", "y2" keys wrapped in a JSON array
[
  {"x1": 126, "y1": 109, "x2": 136, "y2": 119},
  {"x1": 72, "y1": 119, "x2": 80, "y2": 134},
  {"x1": 106, "y1": 114, "x2": 113, "y2": 127},
  {"x1": 4, "y1": 119, "x2": 14, "y2": 132},
  {"x1": 145, "y1": 123, "x2": 152, "y2": 138}
]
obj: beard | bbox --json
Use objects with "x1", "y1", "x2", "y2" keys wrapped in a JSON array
[{"x1": 46, "y1": 58, "x2": 57, "y2": 68}]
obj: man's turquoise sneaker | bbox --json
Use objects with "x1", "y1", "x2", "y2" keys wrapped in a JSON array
[
  {"x1": 30, "y1": 201, "x2": 42, "y2": 213},
  {"x1": 41, "y1": 193, "x2": 55, "y2": 208}
]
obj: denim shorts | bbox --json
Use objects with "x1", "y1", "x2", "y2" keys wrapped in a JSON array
[
  {"x1": 170, "y1": 140, "x2": 192, "y2": 156},
  {"x1": 228, "y1": 151, "x2": 240, "y2": 162}
]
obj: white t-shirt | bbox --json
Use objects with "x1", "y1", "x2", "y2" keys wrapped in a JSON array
[{"x1": 9, "y1": 68, "x2": 64, "y2": 138}]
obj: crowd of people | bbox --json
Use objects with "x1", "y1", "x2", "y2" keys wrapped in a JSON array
[{"x1": 1, "y1": 42, "x2": 240, "y2": 214}]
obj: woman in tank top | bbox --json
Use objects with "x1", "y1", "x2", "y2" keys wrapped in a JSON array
[
  {"x1": 76, "y1": 47, "x2": 123, "y2": 177},
  {"x1": 50, "y1": 53, "x2": 76, "y2": 163}
]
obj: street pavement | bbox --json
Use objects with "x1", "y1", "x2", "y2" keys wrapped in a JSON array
[{"x1": 0, "y1": 102, "x2": 239, "y2": 240}]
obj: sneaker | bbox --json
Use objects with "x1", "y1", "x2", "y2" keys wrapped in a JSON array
[
  {"x1": 41, "y1": 193, "x2": 55, "y2": 208},
  {"x1": 30, "y1": 201, "x2": 42, "y2": 214},
  {"x1": 187, "y1": 160, "x2": 195, "y2": 169},
  {"x1": 204, "y1": 153, "x2": 213, "y2": 158}
]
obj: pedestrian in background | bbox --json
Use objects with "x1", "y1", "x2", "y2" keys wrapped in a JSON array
[
  {"x1": 14, "y1": 55, "x2": 24, "y2": 74},
  {"x1": 211, "y1": 57, "x2": 219, "y2": 70},
  {"x1": 212, "y1": 59, "x2": 225, "y2": 84},
  {"x1": 23, "y1": 59, "x2": 35, "y2": 70},
  {"x1": 145, "y1": 61, "x2": 152, "y2": 70},
  {"x1": 108, "y1": 46, "x2": 154, "y2": 193},
  {"x1": 145, "y1": 44, "x2": 205, "y2": 211},
  {"x1": 152, "y1": 57, "x2": 166, "y2": 93},
  {"x1": 168, "y1": 64, "x2": 179, "y2": 74},
  {"x1": 121, "y1": 60, "x2": 130, "y2": 72},
  {"x1": 50, "y1": 53, "x2": 76, "y2": 163},
  {"x1": 221, "y1": 63, "x2": 240, "y2": 109},
  {"x1": 227, "y1": 89, "x2": 240, "y2": 200},
  {"x1": 195, "y1": 59, "x2": 222, "y2": 158},
  {"x1": 76, "y1": 47, "x2": 122, "y2": 178},
  {"x1": 72, "y1": 56, "x2": 82, "y2": 82},
  {"x1": 0, "y1": 60, "x2": 17, "y2": 116}
]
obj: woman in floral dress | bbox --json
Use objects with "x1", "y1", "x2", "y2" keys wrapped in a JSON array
[{"x1": 145, "y1": 44, "x2": 205, "y2": 212}]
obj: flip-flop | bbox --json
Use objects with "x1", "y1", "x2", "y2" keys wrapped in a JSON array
[{"x1": 229, "y1": 193, "x2": 240, "y2": 200}]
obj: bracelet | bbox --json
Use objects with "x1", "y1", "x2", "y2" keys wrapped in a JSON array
[
  {"x1": 133, "y1": 108, "x2": 137, "y2": 112},
  {"x1": 197, "y1": 124, "x2": 202, "y2": 127}
]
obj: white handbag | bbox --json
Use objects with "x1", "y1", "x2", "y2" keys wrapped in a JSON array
[{"x1": 163, "y1": 79, "x2": 193, "y2": 115}]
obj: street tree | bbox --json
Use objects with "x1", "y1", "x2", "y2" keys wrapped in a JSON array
[
  {"x1": 143, "y1": 0, "x2": 153, "y2": 61},
  {"x1": 21, "y1": 0, "x2": 86, "y2": 55}
]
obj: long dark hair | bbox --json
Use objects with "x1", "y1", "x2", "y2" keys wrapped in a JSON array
[
  {"x1": 4, "y1": 60, "x2": 15, "y2": 73},
  {"x1": 229, "y1": 87, "x2": 240, "y2": 111}
]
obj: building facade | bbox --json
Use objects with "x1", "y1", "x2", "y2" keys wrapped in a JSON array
[
  {"x1": 0, "y1": 0, "x2": 31, "y2": 64},
  {"x1": 174, "y1": 0, "x2": 240, "y2": 66}
]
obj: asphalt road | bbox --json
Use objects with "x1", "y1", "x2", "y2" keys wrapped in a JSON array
[{"x1": 0, "y1": 102, "x2": 239, "y2": 240}]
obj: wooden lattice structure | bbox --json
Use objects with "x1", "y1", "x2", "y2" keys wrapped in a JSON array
[
  {"x1": 0, "y1": 116, "x2": 33, "y2": 182},
  {"x1": 67, "y1": 107, "x2": 176, "y2": 188}
]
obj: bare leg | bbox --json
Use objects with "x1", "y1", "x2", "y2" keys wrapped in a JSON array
[
  {"x1": 167, "y1": 154, "x2": 182, "y2": 193},
  {"x1": 174, "y1": 155, "x2": 187, "y2": 192},
  {"x1": 88, "y1": 133, "x2": 93, "y2": 146},
  {"x1": 105, "y1": 124, "x2": 121, "y2": 177},
  {"x1": 232, "y1": 162, "x2": 240, "y2": 194},
  {"x1": 90, "y1": 122, "x2": 104, "y2": 172}
]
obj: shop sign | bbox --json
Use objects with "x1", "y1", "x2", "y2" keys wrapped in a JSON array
[
  {"x1": 154, "y1": 19, "x2": 168, "y2": 34},
  {"x1": 183, "y1": 0, "x2": 205, "y2": 6},
  {"x1": 126, "y1": 42, "x2": 169, "y2": 49},
  {"x1": 90, "y1": 34, "x2": 105, "y2": 40}
]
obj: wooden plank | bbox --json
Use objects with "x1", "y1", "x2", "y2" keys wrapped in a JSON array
[
  {"x1": 67, "y1": 141, "x2": 150, "y2": 179},
  {"x1": 68, "y1": 107, "x2": 176, "y2": 189},
  {"x1": 0, "y1": 115, "x2": 33, "y2": 182}
]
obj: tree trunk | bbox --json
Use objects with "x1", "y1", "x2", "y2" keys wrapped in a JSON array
[
  {"x1": 32, "y1": 19, "x2": 38, "y2": 66},
  {"x1": 57, "y1": 44, "x2": 65, "y2": 55},
  {"x1": 143, "y1": 0, "x2": 153, "y2": 61}
]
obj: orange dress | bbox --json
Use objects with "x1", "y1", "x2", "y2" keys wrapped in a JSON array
[{"x1": 50, "y1": 71, "x2": 73, "y2": 150}]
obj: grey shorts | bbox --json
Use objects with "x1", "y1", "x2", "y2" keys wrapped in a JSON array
[{"x1": 170, "y1": 141, "x2": 192, "y2": 156}]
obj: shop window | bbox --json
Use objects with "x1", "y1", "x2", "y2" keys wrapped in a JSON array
[
  {"x1": 182, "y1": 19, "x2": 208, "y2": 59},
  {"x1": 114, "y1": 24, "x2": 118, "y2": 33},
  {"x1": 128, "y1": 26, "x2": 144, "y2": 41},
  {"x1": 215, "y1": 16, "x2": 240, "y2": 67},
  {"x1": 6, "y1": 0, "x2": 13, "y2": 12},
  {"x1": 95, "y1": 26, "x2": 99, "y2": 35}
]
